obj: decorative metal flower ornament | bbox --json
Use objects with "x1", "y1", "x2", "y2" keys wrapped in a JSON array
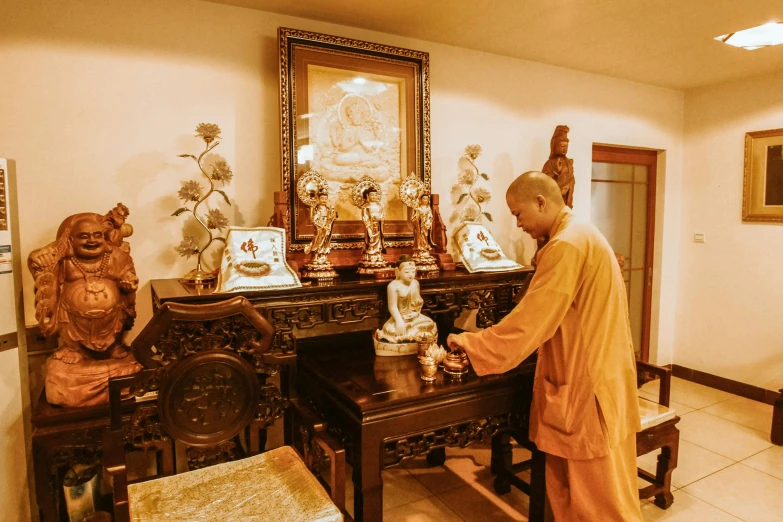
[
  {"x1": 455, "y1": 144, "x2": 492, "y2": 223},
  {"x1": 172, "y1": 123, "x2": 233, "y2": 284}
]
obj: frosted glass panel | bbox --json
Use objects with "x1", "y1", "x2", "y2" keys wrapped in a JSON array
[
  {"x1": 631, "y1": 183, "x2": 648, "y2": 270},
  {"x1": 592, "y1": 162, "x2": 633, "y2": 182},
  {"x1": 629, "y1": 270, "x2": 644, "y2": 357},
  {"x1": 590, "y1": 182, "x2": 632, "y2": 258},
  {"x1": 633, "y1": 164, "x2": 648, "y2": 183}
]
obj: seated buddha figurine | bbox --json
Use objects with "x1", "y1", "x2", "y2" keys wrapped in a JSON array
[{"x1": 373, "y1": 256, "x2": 437, "y2": 356}]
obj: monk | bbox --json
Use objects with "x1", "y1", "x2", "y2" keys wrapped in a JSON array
[{"x1": 447, "y1": 171, "x2": 642, "y2": 521}]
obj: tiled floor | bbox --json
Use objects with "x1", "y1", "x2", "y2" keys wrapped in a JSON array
[{"x1": 344, "y1": 377, "x2": 781, "y2": 521}]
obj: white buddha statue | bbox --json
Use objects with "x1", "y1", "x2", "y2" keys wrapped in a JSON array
[{"x1": 373, "y1": 256, "x2": 437, "y2": 356}]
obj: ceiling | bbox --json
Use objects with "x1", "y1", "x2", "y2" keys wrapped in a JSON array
[{"x1": 205, "y1": 0, "x2": 783, "y2": 90}]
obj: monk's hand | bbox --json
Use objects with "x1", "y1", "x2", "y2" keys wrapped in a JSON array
[{"x1": 446, "y1": 333, "x2": 463, "y2": 353}]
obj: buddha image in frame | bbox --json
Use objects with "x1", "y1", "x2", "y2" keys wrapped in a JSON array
[{"x1": 306, "y1": 64, "x2": 407, "y2": 221}]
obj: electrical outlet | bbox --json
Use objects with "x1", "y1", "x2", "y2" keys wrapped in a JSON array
[{"x1": 693, "y1": 232, "x2": 705, "y2": 243}]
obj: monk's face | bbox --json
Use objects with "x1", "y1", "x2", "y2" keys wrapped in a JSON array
[
  {"x1": 506, "y1": 193, "x2": 548, "y2": 239},
  {"x1": 70, "y1": 219, "x2": 107, "y2": 259}
]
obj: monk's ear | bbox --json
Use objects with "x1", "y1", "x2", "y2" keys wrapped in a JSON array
[{"x1": 536, "y1": 194, "x2": 547, "y2": 211}]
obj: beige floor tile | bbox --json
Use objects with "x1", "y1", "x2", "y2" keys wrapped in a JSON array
[
  {"x1": 683, "y1": 463, "x2": 783, "y2": 522},
  {"x1": 677, "y1": 410, "x2": 772, "y2": 460},
  {"x1": 344, "y1": 466, "x2": 433, "y2": 517},
  {"x1": 638, "y1": 390, "x2": 695, "y2": 416},
  {"x1": 743, "y1": 445, "x2": 783, "y2": 481},
  {"x1": 437, "y1": 477, "x2": 530, "y2": 522},
  {"x1": 383, "y1": 496, "x2": 464, "y2": 522},
  {"x1": 404, "y1": 445, "x2": 532, "y2": 494},
  {"x1": 640, "y1": 489, "x2": 741, "y2": 521},
  {"x1": 404, "y1": 459, "x2": 477, "y2": 495},
  {"x1": 382, "y1": 468, "x2": 434, "y2": 511},
  {"x1": 703, "y1": 396, "x2": 774, "y2": 433},
  {"x1": 638, "y1": 439, "x2": 734, "y2": 489},
  {"x1": 669, "y1": 377, "x2": 736, "y2": 409}
]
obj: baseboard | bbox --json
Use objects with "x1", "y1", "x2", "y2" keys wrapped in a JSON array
[{"x1": 671, "y1": 364, "x2": 781, "y2": 406}]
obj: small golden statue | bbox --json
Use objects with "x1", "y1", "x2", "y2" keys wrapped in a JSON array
[
  {"x1": 352, "y1": 176, "x2": 390, "y2": 274},
  {"x1": 297, "y1": 171, "x2": 338, "y2": 279},
  {"x1": 542, "y1": 125, "x2": 575, "y2": 208},
  {"x1": 399, "y1": 173, "x2": 439, "y2": 272},
  {"x1": 373, "y1": 256, "x2": 438, "y2": 356},
  {"x1": 28, "y1": 204, "x2": 141, "y2": 407}
]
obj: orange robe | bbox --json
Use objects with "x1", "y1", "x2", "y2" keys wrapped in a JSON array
[{"x1": 455, "y1": 208, "x2": 642, "y2": 521}]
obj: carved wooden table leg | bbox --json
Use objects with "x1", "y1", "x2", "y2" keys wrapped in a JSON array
[
  {"x1": 491, "y1": 431, "x2": 513, "y2": 494},
  {"x1": 426, "y1": 447, "x2": 446, "y2": 466},
  {"x1": 529, "y1": 447, "x2": 548, "y2": 522},
  {"x1": 653, "y1": 425, "x2": 679, "y2": 509},
  {"x1": 354, "y1": 430, "x2": 383, "y2": 522}
]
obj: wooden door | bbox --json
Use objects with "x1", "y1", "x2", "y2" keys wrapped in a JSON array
[{"x1": 590, "y1": 146, "x2": 657, "y2": 362}]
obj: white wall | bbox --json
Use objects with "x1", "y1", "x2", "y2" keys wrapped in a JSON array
[
  {"x1": 0, "y1": 0, "x2": 685, "y2": 365},
  {"x1": 678, "y1": 71, "x2": 783, "y2": 390},
  {"x1": 0, "y1": 349, "x2": 31, "y2": 522}
]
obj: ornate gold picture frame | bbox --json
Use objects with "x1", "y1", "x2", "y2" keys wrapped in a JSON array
[
  {"x1": 743, "y1": 128, "x2": 783, "y2": 223},
  {"x1": 278, "y1": 27, "x2": 431, "y2": 256}
]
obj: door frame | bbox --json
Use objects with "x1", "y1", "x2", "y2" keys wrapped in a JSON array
[{"x1": 591, "y1": 145, "x2": 657, "y2": 362}]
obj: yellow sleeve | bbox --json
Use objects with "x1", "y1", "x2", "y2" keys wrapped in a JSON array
[{"x1": 458, "y1": 239, "x2": 583, "y2": 375}]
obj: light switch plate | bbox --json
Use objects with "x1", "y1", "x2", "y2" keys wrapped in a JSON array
[{"x1": 693, "y1": 232, "x2": 705, "y2": 243}]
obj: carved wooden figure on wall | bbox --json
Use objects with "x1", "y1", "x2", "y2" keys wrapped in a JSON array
[
  {"x1": 28, "y1": 204, "x2": 141, "y2": 407},
  {"x1": 542, "y1": 125, "x2": 575, "y2": 208}
]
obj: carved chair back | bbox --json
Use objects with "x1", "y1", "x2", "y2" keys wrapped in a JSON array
[
  {"x1": 104, "y1": 297, "x2": 348, "y2": 520},
  {"x1": 107, "y1": 297, "x2": 288, "y2": 477}
]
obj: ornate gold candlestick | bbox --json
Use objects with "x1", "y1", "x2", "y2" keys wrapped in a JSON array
[
  {"x1": 352, "y1": 176, "x2": 391, "y2": 275},
  {"x1": 297, "y1": 171, "x2": 338, "y2": 280},
  {"x1": 400, "y1": 174, "x2": 439, "y2": 273}
]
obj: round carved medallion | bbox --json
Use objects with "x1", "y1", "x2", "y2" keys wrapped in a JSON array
[{"x1": 158, "y1": 351, "x2": 259, "y2": 447}]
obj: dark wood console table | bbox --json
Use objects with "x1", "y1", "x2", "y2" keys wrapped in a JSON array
[{"x1": 297, "y1": 337, "x2": 537, "y2": 522}]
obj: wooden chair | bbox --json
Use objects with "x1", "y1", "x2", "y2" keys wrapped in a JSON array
[
  {"x1": 102, "y1": 296, "x2": 346, "y2": 521},
  {"x1": 636, "y1": 361, "x2": 680, "y2": 509},
  {"x1": 490, "y1": 360, "x2": 680, "y2": 517}
]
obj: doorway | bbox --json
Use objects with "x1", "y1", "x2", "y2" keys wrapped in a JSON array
[{"x1": 590, "y1": 146, "x2": 657, "y2": 362}]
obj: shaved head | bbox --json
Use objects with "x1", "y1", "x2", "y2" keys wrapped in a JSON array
[
  {"x1": 506, "y1": 171, "x2": 563, "y2": 205},
  {"x1": 505, "y1": 171, "x2": 566, "y2": 239}
]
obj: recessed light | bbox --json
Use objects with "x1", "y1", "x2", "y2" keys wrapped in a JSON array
[{"x1": 715, "y1": 21, "x2": 783, "y2": 50}]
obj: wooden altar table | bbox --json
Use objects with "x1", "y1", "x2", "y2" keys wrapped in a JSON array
[
  {"x1": 149, "y1": 268, "x2": 538, "y2": 522},
  {"x1": 296, "y1": 337, "x2": 537, "y2": 522}
]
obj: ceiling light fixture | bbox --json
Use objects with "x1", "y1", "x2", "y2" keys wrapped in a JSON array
[{"x1": 715, "y1": 21, "x2": 783, "y2": 50}]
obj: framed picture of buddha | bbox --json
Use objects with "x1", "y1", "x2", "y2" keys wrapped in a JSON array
[
  {"x1": 278, "y1": 27, "x2": 431, "y2": 261},
  {"x1": 743, "y1": 128, "x2": 783, "y2": 223}
]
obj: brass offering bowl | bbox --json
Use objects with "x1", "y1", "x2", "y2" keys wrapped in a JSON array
[{"x1": 443, "y1": 351, "x2": 469, "y2": 379}]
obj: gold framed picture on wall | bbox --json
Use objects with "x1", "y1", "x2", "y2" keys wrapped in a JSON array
[
  {"x1": 278, "y1": 27, "x2": 431, "y2": 256},
  {"x1": 743, "y1": 128, "x2": 783, "y2": 222}
]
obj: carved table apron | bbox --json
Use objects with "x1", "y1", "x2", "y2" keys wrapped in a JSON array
[
  {"x1": 298, "y1": 342, "x2": 536, "y2": 522},
  {"x1": 150, "y1": 268, "x2": 533, "y2": 354}
]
